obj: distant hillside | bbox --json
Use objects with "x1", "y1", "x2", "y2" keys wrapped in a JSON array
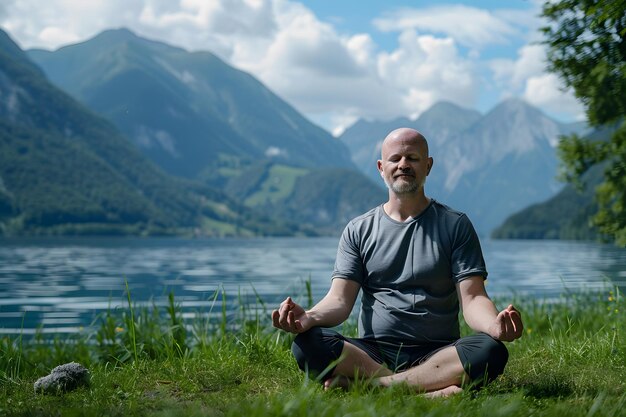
[
  {"x1": 491, "y1": 167, "x2": 600, "y2": 240},
  {"x1": 28, "y1": 28, "x2": 354, "y2": 181},
  {"x1": 27, "y1": 28, "x2": 383, "y2": 233},
  {"x1": 0, "y1": 29, "x2": 302, "y2": 237},
  {"x1": 226, "y1": 162, "x2": 386, "y2": 233},
  {"x1": 492, "y1": 127, "x2": 616, "y2": 241},
  {"x1": 340, "y1": 99, "x2": 589, "y2": 235}
]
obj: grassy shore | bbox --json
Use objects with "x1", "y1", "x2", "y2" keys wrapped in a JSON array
[{"x1": 1, "y1": 287, "x2": 625, "y2": 416}]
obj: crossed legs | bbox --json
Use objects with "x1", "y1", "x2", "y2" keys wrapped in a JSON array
[
  {"x1": 332, "y1": 341, "x2": 466, "y2": 395},
  {"x1": 292, "y1": 327, "x2": 508, "y2": 395}
]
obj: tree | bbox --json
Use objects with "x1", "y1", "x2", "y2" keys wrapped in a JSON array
[{"x1": 542, "y1": 0, "x2": 626, "y2": 245}]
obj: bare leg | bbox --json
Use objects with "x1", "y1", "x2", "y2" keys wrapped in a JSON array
[
  {"x1": 327, "y1": 342, "x2": 467, "y2": 396},
  {"x1": 332, "y1": 341, "x2": 394, "y2": 378},
  {"x1": 375, "y1": 346, "x2": 467, "y2": 394}
]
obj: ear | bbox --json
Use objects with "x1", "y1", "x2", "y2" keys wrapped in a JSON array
[
  {"x1": 426, "y1": 157, "x2": 433, "y2": 176},
  {"x1": 377, "y1": 160, "x2": 383, "y2": 176}
]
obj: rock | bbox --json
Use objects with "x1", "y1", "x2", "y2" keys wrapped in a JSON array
[{"x1": 34, "y1": 362, "x2": 90, "y2": 394}]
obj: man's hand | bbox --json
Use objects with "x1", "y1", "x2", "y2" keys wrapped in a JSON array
[
  {"x1": 271, "y1": 297, "x2": 312, "y2": 334},
  {"x1": 487, "y1": 304, "x2": 523, "y2": 342}
]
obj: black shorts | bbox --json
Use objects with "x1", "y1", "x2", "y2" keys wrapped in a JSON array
[{"x1": 292, "y1": 327, "x2": 508, "y2": 386}]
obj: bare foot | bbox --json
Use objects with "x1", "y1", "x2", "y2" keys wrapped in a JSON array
[
  {"x1": 323, "y1": 375, "x2": 352, "y2": 390},
  {"x1": 422, "y1": 385, "x2": 463, "y2": 398}
]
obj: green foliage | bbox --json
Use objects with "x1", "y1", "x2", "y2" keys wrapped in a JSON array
[
  {"x1": 542, "y1": 0, "x2": 626, "y2": 245},
  {"x1": 243, "y1": 164, "x2": 308, "y2": 207}
]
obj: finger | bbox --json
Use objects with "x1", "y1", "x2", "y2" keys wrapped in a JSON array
[
  {"x1": 509, "y1": 310, "x2": 524, "y2": 337},
  {"x1": 498, "y1": 310, "x2": 507, "y2": 337},
  {"x1": 507, "y1": 305, "x2": 521, "y2": 316},
  {"x1": 278, "y1": 304, "x2": 292, "y2": 328},
  {"x1": 271, "y1": 310, "x2": 280, "y2": 328},
  {"x1": 502, "y1": 311, "x2": 514, "y2": 340},
  {"x1": 287, "y1": 311, "x2": 298, "y2": 333},
  {"x1": 280, "y1": 301, "x2": 292, "y2": 314},
  {"x1": 279, "y1": 297, "x2": 291, "y2": 308}
]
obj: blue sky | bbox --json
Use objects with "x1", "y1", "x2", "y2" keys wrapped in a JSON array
[{"x1": 0, "y1": 0, "x2": 583, "y2": 135}]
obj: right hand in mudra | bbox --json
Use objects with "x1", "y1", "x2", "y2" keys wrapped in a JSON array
[{"x1": 271, "y1": 297, "x2": 311, "y2": 333}]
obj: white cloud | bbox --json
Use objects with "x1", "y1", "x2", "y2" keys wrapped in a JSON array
[
  {"x1": 377, "y1": 30, "x2": 477, "y2": 118},
  {"x1": 490, "y1": 43, "x2": 585, "y2": 121},
  {"x1": 36, "y1": 26, "x2": 81, "y2": 47},
  {"x1": 239, "y1": 1, "x2": 405, "y2": 124},
  {"x1": 524, "y1": 73, "x2": 585, "y2": 120},
  {"x1": 491, "y1": 44, "x2": 547, "y2": 90},
  {"x1": 373, "y1": 5, "x2": 521, "y2": 49},
  {"x1": 139, "y1": 0, "x2": 275, "y2": 38}
]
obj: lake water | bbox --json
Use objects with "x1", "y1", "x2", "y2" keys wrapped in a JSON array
[{"x1": 1, "y1": 237, "x2": 625, "y2": 335}]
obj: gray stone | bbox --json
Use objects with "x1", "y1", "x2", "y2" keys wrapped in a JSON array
[{"x1": 34, "y1": 362, "x2": 90, "y2": 394}]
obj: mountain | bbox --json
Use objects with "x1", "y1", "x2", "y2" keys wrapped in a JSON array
[
  {"x1": 342, "y1": 101, "x2": 482, "y2": 183},
  {"x1": 27, "y1": 28, "x2": 385, "y2": 232},
  {"x1": 340, "y1": 99, "x2": 589, "y2": 235},
  {"x1": 0, "y1": 28, "x2": 301, "y2": 237},
  {"x1": 492, "y1": 127, "x2": 616, "y2": 240},
  {"x1": 491, "y1": 166, "x2": 600, "y2": 240},
  {"x1": 27, "y1": 28, "x2": 354, "y2": 181}
]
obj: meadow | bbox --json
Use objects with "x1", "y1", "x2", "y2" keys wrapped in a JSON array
[{"x1": 1, "y1": 285, "x2": 625, "y2": 417}]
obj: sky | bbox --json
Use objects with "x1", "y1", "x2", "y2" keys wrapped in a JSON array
[{"x1": 0, "y1": 0, "x2": 585, "y2": 136}]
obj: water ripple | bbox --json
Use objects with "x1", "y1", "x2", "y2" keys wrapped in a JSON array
[{"x1": 0, "y1": 237, "x2": 624, "y2": 334}]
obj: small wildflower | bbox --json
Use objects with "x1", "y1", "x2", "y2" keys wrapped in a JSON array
[
  {"x1": 115, "y1": 327, "x2": 124, "y2": 333},
  {"x1": 526, "y1": 328, "x2": 532, "y2": 335}
]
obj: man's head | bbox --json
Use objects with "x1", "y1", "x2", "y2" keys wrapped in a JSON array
[{"x1": 377, "y1": 128, "x2": 433, "y2": 196}]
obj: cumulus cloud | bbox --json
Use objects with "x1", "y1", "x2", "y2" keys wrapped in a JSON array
[
  {"x1": 378, "y1": 30, "x2": 477, "y2": 118},
  {"x1": 524, "y1": 74, "x2": 585, "y2": 120},
  {"x1": 373, "y1": 5, "x2": 522, "y2": 49},
  {"x1": 491, "y1": 44, "x2": 547, "y2": 90},
  {"x1": 490, "y1": 44, "x2": 585, "y2": 121}
]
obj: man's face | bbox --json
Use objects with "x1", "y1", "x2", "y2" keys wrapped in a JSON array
[{"x1": 377, "y1": 134, "x2": 432, "y2": 195}]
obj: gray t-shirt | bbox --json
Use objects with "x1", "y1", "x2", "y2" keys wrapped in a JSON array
[{"x1": 332, "y1": 200, "x2": 487, "y2": 344}]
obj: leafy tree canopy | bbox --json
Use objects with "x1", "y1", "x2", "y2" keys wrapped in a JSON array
[{"x1": 542, "y1": 0, "x2": 626, "y2": 245}]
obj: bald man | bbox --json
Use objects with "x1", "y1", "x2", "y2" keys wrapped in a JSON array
[{"x1": 272, "y1": 128, "x2": 523, "y2": 397}]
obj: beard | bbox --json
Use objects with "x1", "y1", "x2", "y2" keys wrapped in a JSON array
[{"x1": 384, "y1": 175, "x2": 425, "y2": 194}]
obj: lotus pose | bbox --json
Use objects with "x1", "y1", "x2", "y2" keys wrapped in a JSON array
[{"x1": 272, "y1": 128, "x2": 523, "y2": 396}]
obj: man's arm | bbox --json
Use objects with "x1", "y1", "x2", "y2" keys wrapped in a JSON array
[
  {"x1": 271, "y1": 278, "x2": 360, "y2": 334},
  {"x1": 457, "y1": 276, "x2": 523, "y2": 342}
]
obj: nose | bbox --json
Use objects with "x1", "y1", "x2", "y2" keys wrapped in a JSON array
[{"x1": 398, "y1": 157, "x2": 410, "y2": 170}]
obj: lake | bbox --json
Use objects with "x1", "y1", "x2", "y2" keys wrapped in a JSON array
[{"x1": 1, "y1": 237, "x2": 625, "y2": 335}]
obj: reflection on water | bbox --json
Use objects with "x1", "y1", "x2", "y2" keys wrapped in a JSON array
[{"x1": 0, "y1": 237, "x2": 625, "y2": 334}]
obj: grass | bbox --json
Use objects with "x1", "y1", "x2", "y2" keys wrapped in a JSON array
[
  {"x1": 1, "y1": 286, "x2": 625, "y2": 416},
  {"x1": 244, "y1": 165, "x2": 308, "y2": 207}
]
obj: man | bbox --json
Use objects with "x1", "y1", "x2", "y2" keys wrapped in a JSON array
[{"x1": 271, "y1": 128, "x2": 523, "y2": 396}]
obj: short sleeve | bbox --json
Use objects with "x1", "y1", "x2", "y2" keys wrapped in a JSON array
[
  {"x1": 451, "y1": 214, "x2": 488, "y2": 282},
  {"x1": 331, "y1": 222, "x2": 365, "y2": 284}
]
